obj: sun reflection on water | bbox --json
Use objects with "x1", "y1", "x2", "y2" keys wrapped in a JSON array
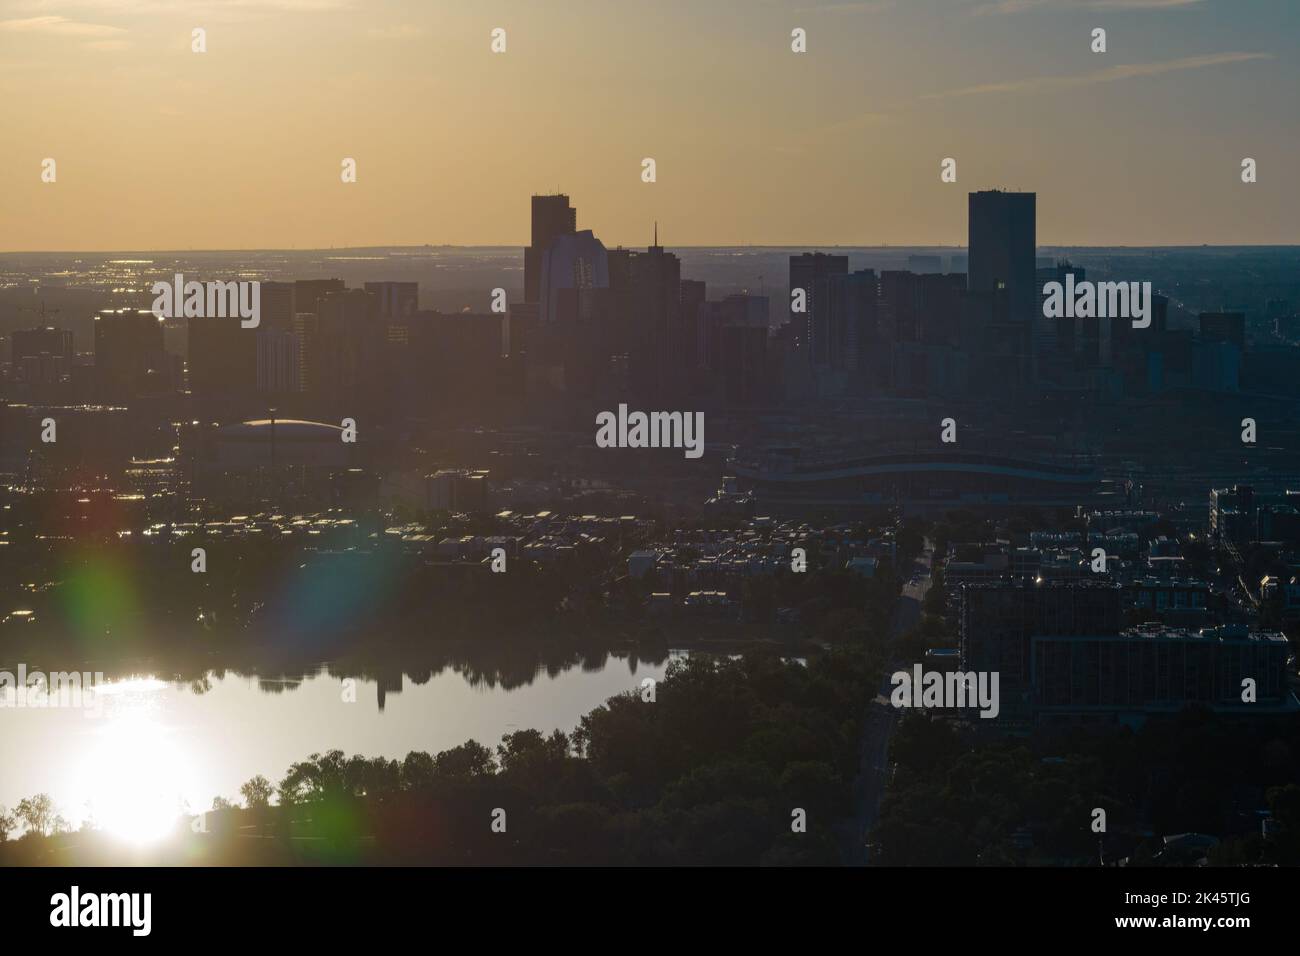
[{"x1": 66, "y1": 677, "x2": 199, "y2": 845}]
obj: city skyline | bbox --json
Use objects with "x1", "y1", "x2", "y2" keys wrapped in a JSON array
[
  {"x1": 6, "y1": 0, "x2": 1300, "y2": 902},
  {"x1": 1, "y1": 0, "x2": 1298, "y2": 251}
]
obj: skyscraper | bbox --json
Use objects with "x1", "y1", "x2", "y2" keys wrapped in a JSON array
[
  {"x1": 525, "y1": 194, "x2": 577, "y2": 304},
  {"x1": 538, "y1": 230, "x2": 609, "y2": 324},
  {"x1": 291, "y1": 279, "x2": 345, "y2": 396},
  {"x1": 789, "y1": 252, "x2": 848, "y2": 367},
  {"x1": 364, "y1": 282, "x2": 420, "y2": 321},
  {"x1": 968, "y1": 190, "x2": 1036, "y2": 325},
  {"x1": 608, "y1": 234, "x2": 682, "y2": 400},
  {"x1": 11, "y1": 327, "x2": 73, "y2": 387},
  {"x1": 189, "y1": 311, "x2": 256, "y2": 402},
  {"x1": 95, "y1": 309, "x2": 169, "y2": 401},
  {"x1": 316, "y1": 288, "x2": 384, "y2": 413},
  {"x1": 968, "y1": 191, "x2": 1036, "y2": 390}
]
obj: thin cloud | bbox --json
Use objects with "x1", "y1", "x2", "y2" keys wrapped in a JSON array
[
  {"x1": 0, "y1": 15, "x2": 125, "y2": 36},
  {"x1": 923, "y1": 51, "x2": 1271, "y2": 98}
]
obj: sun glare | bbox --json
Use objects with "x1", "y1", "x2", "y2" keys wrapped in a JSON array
[{"x1": 75, "y1": 709, "x2": 197, "y2": 846}]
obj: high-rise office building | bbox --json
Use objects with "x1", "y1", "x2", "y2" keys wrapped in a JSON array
[
  {"x1": 291, "y1": 279, "x2": 345, "y2": 395},
  {"x1": 11, "y1": 327, "x2": 73, "y2": 387},
  {"x1": 1035, "y1": 261, "x2": 1086, "y2": 383},
  {"x1": 256, "y1": 329, "x2": 302, "y2": 394},
  {"x1": 789, "y1": 252, "x2": 848, "y2": 366},
  {"x1": 680, "y1": 279, "x2": 708, "y2": 371},
  {"x1": 539, "y1": 230, "x2": 609, "y2": 324},
  {"x1": 365, "y1": 282, "x2": 420, "y2": 321},
  {"x1": 609, "y1": 234, "x2": 682, "y2": 400},
  {"x1": 968, "y1": 191, "x2": 1036, "y2": 390},
  {"x1": 968, "y1": 191, "x2": 1036, "y2": 324},
  {"x1": 525, "y1": 194, "x2": 577, "y2": 303},
  {"x1": 316, "y1": 288, "x2": 384, "y2": 412},
  {"x1": 822, "y1": 269, "x2": 878, "y2": 375},
  {"x1": 189, "y1": 310, "x2": 258, "y2": 403},
  {"x1": 94, "y1": 309, "x2": 169, "y2": 400},
  {"x1": 260, "y1": 281, "x2": 296, "y2": 332},
  {"x1": 701, "y1": 294, "x2": 769, "y2": 405}
]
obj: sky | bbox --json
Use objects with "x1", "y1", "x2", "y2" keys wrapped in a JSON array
[{"x1": 0, "y1": 0, "x2": 1297, "y2": 250}]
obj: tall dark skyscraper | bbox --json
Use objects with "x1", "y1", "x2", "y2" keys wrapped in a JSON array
[
  {"x1": 316, "y1": 288, "x2": 385, "y2": 413},
  {"x1": 525, "y1": 194, "x2": 577, "y2": 304},
  {"x1": 189, "y1": 313, "x2": 256, "y2": 402},
  {"x1": 789, "y1": 252, "x2": 848, "y2": 366},
  {"x1": 968, "y1": 190, "x2": 1036, "y2": 326},
  {"x1": 94, "y1": 309, "x2": 168, "y2": 400},
  {"x1": 607, "y1": 233, "x2": 682, "y2": 400}
]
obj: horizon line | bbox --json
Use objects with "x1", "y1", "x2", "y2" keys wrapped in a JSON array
[{"x1": 4, "y1": 242, "x2": 1300, "y2": 256}]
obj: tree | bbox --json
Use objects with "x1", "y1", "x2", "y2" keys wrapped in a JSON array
[
  {"x1": 432, "y1": 740, "x2": 496, "y2": 779},
  {"x1": 0, "y1": 806, "x2": 15, "y2": 843},
  {"x1": 15, "y1": 794, "x2": 56, "y2": 837},
  {"x1": 239, "y1": 775, "x2": 274, "y2": 808}
]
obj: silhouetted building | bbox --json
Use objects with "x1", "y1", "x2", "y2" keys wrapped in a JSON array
[
  {"x1": 11, "y1": 327, "x2": 73, "y2": 386},
  {"x1": 365, "y1": 281, "x2": 419, "y2": 320},
  {"x1": 256, "y1": 329, "x2": 302, "y2": 394},
  {"x1": 680, "y1": 279, "x2": 708, "y2": 371},
  {"x1": 789, "y1": 252, "x2": 848, "y2": 365},
  {"x1": 12, "y1": 326, "x2": 72, "y2": 361},
  {"x1": 959, "y1": 579, "x2": 1122, "y2": 720},
  {"x1": 293, "y1": 279, "x2": 346, "y2": 317},
  {"x1": 1033, "y1": 625, "x2": 1292, "y2": 724},
  {"x1": 539, "y1": 230, "x2": 609, "y2": 324},
  {"x1": 819, "y1": 269, "x2": 879, "y2": 393},
  {"x1": 403, "y1": 311, "x2": 504, "y2": 414},
  {"x1": 94, "y1": 309, "x2": 169, "y2": 401},
  {"x1": 1211, "y1": 485, "x2": 1256, "y2": 545},
  {"x1": 609, "y1": 234, "x2": 683, "y2": 400},
  {"x1": 260, "y1": 281, "x2": 296, "y2": 332},
  {"x1": 525, "y1": 194, "x2": 577, "y2": 303},
  {"x1": 316, "y1": 288, "x2": 385, "y2": 415},
  {"x1": 292, "y1": 279, "x2": 345, "y2": 395},
  {"x1": 969, "y1": 191, "x2": 1036, "y2": 387},
  {"x1": 1199, "y1": 311, "x2": 1246, "y2": 351},
  {"x1": 189, "y1": 314, "x2": 256, "y2": 402},
  {"x1": 701, "y1": 294, "x2": 769, "y2": 405}
]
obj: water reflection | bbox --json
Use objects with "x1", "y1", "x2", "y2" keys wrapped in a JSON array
[{"x1": 0, "y1": 645, "x2": 683, "y2": 839}]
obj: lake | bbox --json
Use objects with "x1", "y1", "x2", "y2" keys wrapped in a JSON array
[{"x1": 0, "y1": 649, "x2": 681, "y2": 841}]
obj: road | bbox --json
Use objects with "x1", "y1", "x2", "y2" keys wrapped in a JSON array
[{"x1": 847, "y1": 538, "x2": 934, "y2": 865}]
